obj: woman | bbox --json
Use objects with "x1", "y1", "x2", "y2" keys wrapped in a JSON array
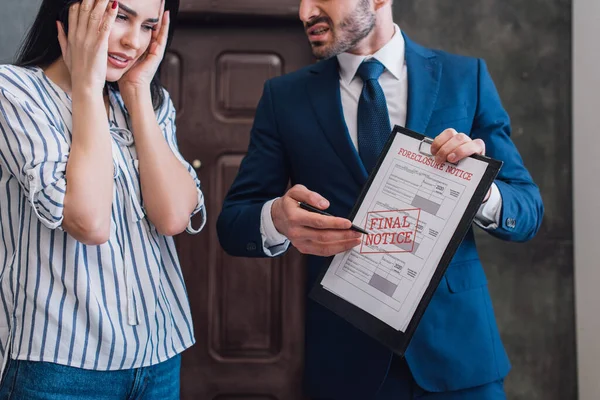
[{"x1": 0, "y1": 0, "x2": 205, "y2": 398}]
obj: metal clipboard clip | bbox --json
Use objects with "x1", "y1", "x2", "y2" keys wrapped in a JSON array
[
  {"x1": 418, "y1": 137, "x2": 434, "y2": 156},
  {"x1": 418, "y1": 137, "x2": 458, "y2": 165}
]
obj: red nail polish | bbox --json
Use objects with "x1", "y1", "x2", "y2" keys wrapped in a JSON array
[{"x1": 112, "y1": 1, "x2": 118, "y2": 9}]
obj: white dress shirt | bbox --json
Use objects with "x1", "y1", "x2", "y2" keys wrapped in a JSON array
[{"x1": 259, "y1": 25, "x2": 502, "y2": 255}]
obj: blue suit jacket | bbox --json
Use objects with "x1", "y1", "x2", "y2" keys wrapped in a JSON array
[{"x1": 217, "y1": 35, "x2": 544, "y2": 398}]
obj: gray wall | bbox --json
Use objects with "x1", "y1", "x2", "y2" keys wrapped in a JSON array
[
  {"x1": 393, "y1": 1, "x2": 576, "y2": 399},
  {"x1": 573, "y1": 0, "x2": 600, "y2": 398},
  {"x1": 0, "y1": 0, "x2": 42, "y2": 63}
]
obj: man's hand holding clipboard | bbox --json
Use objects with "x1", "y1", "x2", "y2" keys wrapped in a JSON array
[
  {"x1": 430, "y1": 128, "x2": 492, "y2": 202},
  {"x1": 267, "y1": 127, "x2": 491, "y2": 259},
  {"x1": 309, "y1": 125, "x2": 503, "y2": 356}
]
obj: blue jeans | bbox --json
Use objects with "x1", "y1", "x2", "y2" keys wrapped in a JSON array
[{"x1": 0, "y1": 354, "x2": 181, "y2": 400}]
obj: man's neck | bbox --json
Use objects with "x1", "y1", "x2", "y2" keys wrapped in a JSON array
[{"x1": 347, "y1": 16, "x2": 396, "y2": 56}]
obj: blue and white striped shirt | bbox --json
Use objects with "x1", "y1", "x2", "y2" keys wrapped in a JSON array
[{"x1": 0, "y1": 65, "x2": 206, "y2": 375}]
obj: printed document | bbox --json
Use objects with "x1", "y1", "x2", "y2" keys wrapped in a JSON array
[{"x1": 321, "y1": 133, "x2": 489, "y2": 331}]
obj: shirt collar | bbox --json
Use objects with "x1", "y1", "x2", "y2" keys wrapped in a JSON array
[{"x1": 337, "y1": 24, "x2": 405, "y2": 85}]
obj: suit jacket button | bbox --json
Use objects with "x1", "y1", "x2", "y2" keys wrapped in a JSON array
[
  {"x1": 246, "y1": 242, "x2": 257, "y2": 251},
  {"x1": 506, "y1": 218, "x2": 516, "y2": 229}
]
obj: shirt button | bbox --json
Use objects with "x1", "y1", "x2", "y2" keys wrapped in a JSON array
[
  {"x1": 246, "y1": 242, "x2": 257, "y2": 251},
  {"x1": 27, "y1": 174, "x2": 34, "y2": 181},
  {"x1": 506, "y1": 218, "x2": 516, "y2": 229}
]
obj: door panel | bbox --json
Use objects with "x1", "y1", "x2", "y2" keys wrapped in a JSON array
[
  {"x1": 180, "y1": 0, "x2": 300, "y2": 17},
  {"x1": 163, "y1": 16, "x2": 314, "y2": 400}
]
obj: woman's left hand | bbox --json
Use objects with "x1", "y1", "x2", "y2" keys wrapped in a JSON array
[{"x1": 119, "y1": 3, "x2": 169, "y2": 97}]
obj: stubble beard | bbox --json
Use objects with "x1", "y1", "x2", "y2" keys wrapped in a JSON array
[{"x1": 310, "y1": 0, "x2": 376, "y2": 60}]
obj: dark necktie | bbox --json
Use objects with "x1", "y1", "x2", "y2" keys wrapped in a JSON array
[{"x1": 356, "y1": 58, "x2": 391, "y2": 174}]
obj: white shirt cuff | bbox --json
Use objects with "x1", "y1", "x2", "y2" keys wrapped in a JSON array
[
  {"x1": 260, "y1": 198, "x2": 290, "y2": 257},
  {"x1": 474, "y1": 183, "x2": 502, "y2": 230}
]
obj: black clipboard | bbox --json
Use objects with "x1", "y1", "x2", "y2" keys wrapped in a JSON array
[{"x1": 308, "y1": 125, "x2": 503, "y2": 356}]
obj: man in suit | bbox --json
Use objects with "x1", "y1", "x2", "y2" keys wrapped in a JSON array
[{"x1": 217, "y1": 0, "x2": 544, "y2": 398}]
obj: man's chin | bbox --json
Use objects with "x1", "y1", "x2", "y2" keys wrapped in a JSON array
[{"x1": 310, "y1": 43, "x2": 337, "y2": 60}]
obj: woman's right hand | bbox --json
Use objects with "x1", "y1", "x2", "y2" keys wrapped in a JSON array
[{"x1": 57, "y1": 0, "x2": 119, "y2": 93}]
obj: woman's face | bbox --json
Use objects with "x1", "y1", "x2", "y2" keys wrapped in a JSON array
[{"x1": 105, "y1": 0, "x2": 163, "y2": 82}]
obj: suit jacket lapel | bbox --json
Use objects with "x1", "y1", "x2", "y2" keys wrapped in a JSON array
[
  {"x1": 305, "y1": 35, "x2": 442, "y2": 185},
  {"x1": 404, "y1": 33, "x2": 442, "y2": 136},
  {"x1": 306, "y1": 58, "x2": 369, "y2": 185}
]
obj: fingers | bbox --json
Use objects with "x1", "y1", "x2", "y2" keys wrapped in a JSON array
[
  {"x1": 446, "y1": 138, "x2": 485, "y2": 163},
  {"x1": 286, "y1": 184, "x2": 329, "y2": 210},
  {"x1": 155, "y1": 11, "x2": 170, "y2": 51},
  {"x1": 75, "y1": 0, "x2": 115, "y2": 40},
  {"x1": 76, "y1": 0, "x2": 95, "y2": 37},
  {"x1": 431, "y1": 128, "x2": 485, "y2": 163},
  {"x1": 434, "y1": 130, "x2": 469, "y2": 163},
  {"x1": 430, "y1": 128, "x2": 458, "y2": 160},
  {"x1": 282, "y1": 185, "x2": 351, "y2": 230},
  {"x1": 280, "y1": 196, "x2": 351, "y2": 231},
  {"x1": 148, "y1": 10, "x2": 169, "y2": 56},
  {"x1": 288, "y1": 224, "x2": 362, "y2": 243},
  {"x1": 270, "y1": 184, "x2": 366, "y2": 256},
  {"x1": 68, "y1": 2, "x2": 80, "y2": 39},
  {"x1": 153, "y1": 0, "x2": 166, "y2": 41},
  {"x1": 98, "y1": 1, "x2": 119, "y2": 41},
  {"x1": 295, "y1": 237, "x2": 363, "y2": 257},
  {"x1": 88, "y1": 0, "x2": 111, "y2": 31},
  {"x1": 298, "y1": 211, "x2": 352, "y2": 231},
  {"x1": 274, "y1": 184, "x2": 365, "y2": 257}
]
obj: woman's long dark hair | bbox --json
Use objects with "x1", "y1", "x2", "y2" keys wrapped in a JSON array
[{"x1": 15, "y1": 0, "x2": 179, "y2": 111}]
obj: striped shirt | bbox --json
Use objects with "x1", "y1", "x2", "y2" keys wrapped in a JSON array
[{"x1": 0, "y1": 64, "x2": 206, "y2": 375}]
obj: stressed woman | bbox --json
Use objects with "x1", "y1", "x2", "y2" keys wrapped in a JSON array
[{"x1": 0, "y1": 0, "x2": 205, "y2": 398}]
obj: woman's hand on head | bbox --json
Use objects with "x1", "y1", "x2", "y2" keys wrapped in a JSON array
[
  {"x1": 57, "y1": 0, "x2": 119, "y2": 93},
  {"x1": 118, "y1": 1, "x2": 169, "y2": 100}
]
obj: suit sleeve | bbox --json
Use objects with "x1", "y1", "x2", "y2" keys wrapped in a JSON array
[
  {"x1": 217, "y1": 80, "x2": 291, "y2": 257},
  {"x1": 471, "y1": 58, "x2": 544, "y2": 242}
]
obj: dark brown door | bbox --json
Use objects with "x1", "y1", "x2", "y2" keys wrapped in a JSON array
[{"x1": 160, "y1": 3, "x2": 314, "y2": 399}]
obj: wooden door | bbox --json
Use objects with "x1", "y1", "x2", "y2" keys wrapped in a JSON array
[{"x1": 160, "y1": 3, "x2": 314, "y2": 399}]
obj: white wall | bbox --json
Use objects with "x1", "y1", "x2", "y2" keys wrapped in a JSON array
[{"x1": 573, "y1": 0, "x2": 600, "y2": 399}]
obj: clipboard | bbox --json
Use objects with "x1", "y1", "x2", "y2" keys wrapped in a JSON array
[{"x1": 308, "y1": 125, "x2": 503, "y2": 356}]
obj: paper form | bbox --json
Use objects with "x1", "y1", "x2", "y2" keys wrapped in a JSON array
[{"x1": 320, "y1": 133, "x2": 489, "y2": 331}]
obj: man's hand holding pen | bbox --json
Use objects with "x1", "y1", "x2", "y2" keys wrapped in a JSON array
[{"x1": 271, "y1": 184, "x2": 364, "y2": 257}]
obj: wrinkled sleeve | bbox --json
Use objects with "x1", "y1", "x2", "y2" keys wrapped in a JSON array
[
  {"x1": 157, "y1": 90, "x2": 206, "y2": 234},
  {"x1": 0, "y1": 88, "x2": 70, "y2": 230},
  {"x1": 470, "y1": 59, "x2": 544, "y2": 241}
]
